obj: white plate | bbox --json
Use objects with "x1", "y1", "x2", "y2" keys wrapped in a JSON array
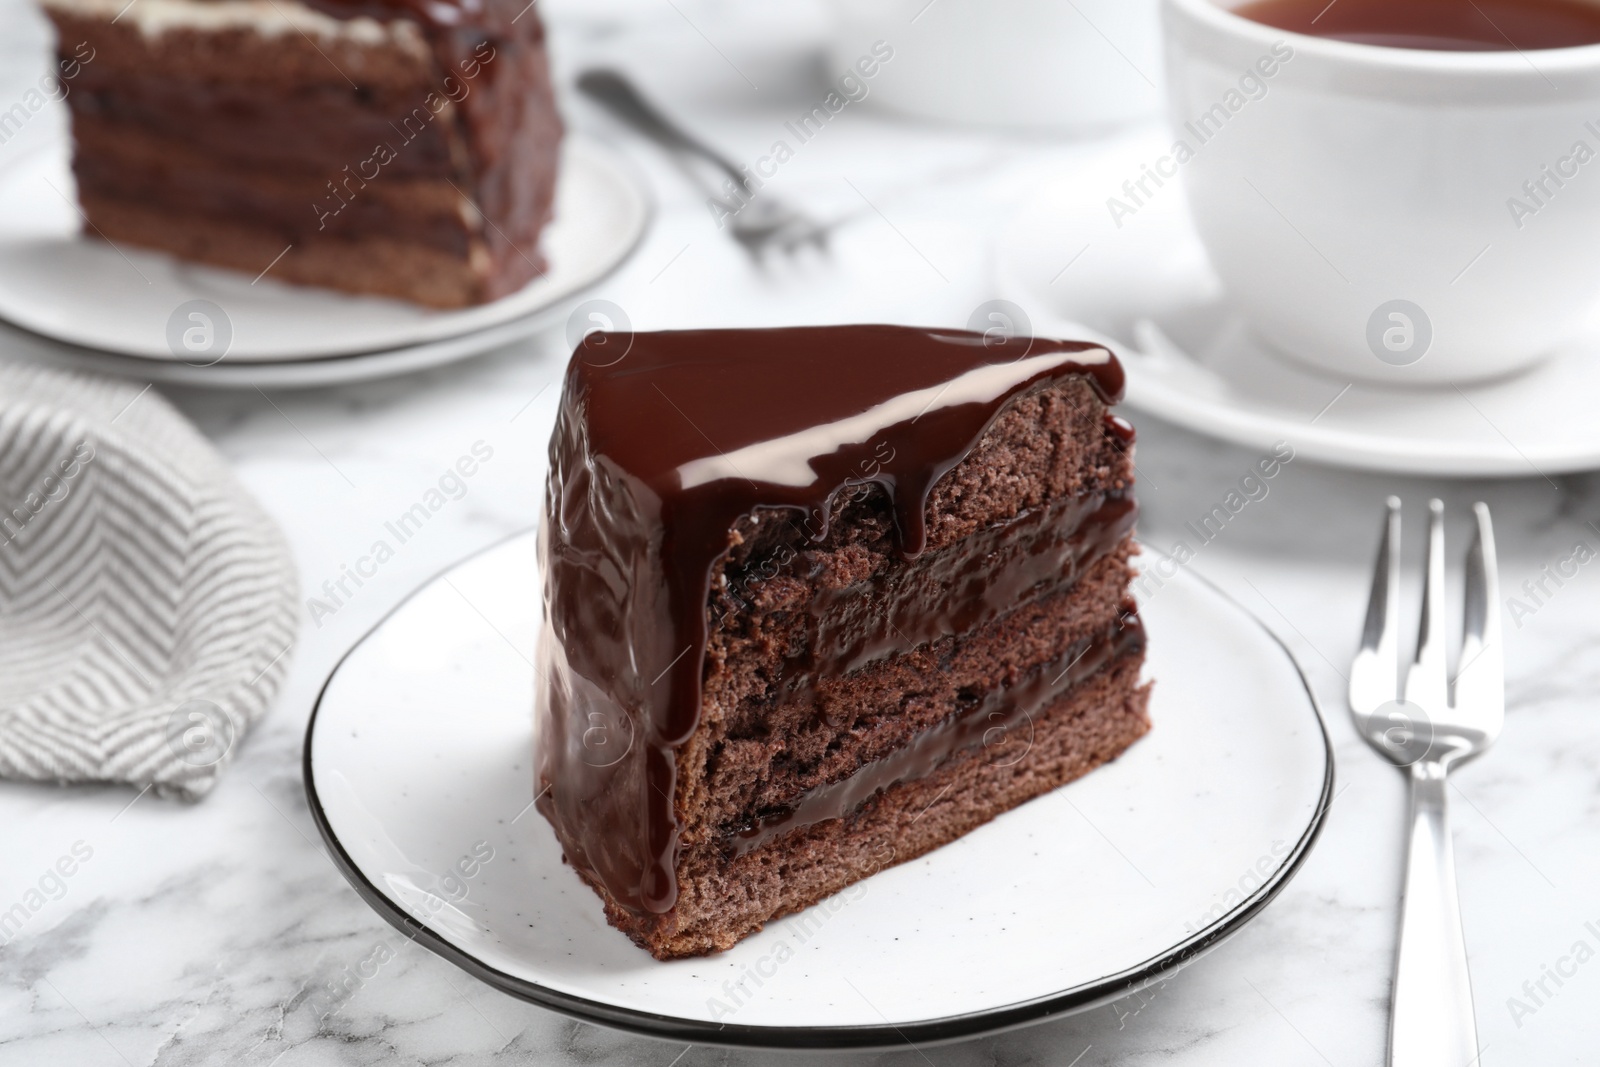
[
  {"x1": 995, "y1": 131, "x2": 1600, "y2": 477},
  {"x1": 304, "y1": 530, "x2": 1332, "y2": 1048},
  {"x1": 0, "y1": 302, "x2": 566, "y2": 391},
  {"x1": 0, "y1": 136, "x2": 649, "y2": 363}
]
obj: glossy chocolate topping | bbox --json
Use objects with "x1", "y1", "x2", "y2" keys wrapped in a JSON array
[{"x1": 536, "y1": 325, "x2": 1128, "y2": 915}]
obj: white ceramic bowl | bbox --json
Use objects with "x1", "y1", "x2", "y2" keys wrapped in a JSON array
[
  {"x1": 1163, "y1": 0, "x2": 1600, "y2": 384},
  {"x1": 825, "y1": 0, "x2": 1163, "y2": 132}
]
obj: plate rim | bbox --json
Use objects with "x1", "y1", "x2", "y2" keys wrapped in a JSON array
[
  {"x1": 302, "y1": 529, "x2": 1336, "y2": 1050},
  {"x1": 0, "y1": 134, "x2": 653, "y2": 369},
  {"x1": 0, "y1": 296, "x2": 566, "y2": 391}
]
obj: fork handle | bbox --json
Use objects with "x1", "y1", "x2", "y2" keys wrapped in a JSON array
[
  {"x1": 1390, "y1": 762, "x2": 1479, "y2": 1067},
  {"x1": 576, "y1": 69, "x2": 747, "y2": 196}
]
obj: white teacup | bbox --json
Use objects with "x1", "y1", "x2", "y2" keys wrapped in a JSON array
[
  {"x1": 825, "y1": 0, "x2": 1163, "y2": 132},
  {"x1": 1163, "y1": 0, "x2": 1600, "y2": 384}
]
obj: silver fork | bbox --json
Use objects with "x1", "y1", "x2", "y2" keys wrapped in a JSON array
[
  {"x1": 576, "y1": 69, "x2": 833, "y2": 261},
  {"x1": 1350, "y1": 498, "x2": 1502, "y2": 1067}
]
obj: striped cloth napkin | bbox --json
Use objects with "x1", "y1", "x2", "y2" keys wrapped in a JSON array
[{"x1": 0, "y1": 364, "x2": 298, "y2": 799}]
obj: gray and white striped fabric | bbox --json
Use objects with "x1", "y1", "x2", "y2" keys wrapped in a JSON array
[{"x1": 0, "y1": 365, "x2": 298, "y2": 799}]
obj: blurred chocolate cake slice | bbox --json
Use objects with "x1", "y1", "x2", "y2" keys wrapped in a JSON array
[
  {"x1": 39, "y1": 0, "x2": 561, "y2": 307},
  {"x1": 536, "y1": 325, "x2": 1150, "y2": 960}
]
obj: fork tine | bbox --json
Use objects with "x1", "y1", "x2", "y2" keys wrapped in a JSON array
[
  {"x1": 1350, "y1": 496, "x2": 1403, "y2": 714},
  {"x1": 1404, "y1": 499, "x2": 1451, "y2": 717},
  {"x1": 1455, "y1": 502, "x2": 1504, "y2": 723}
]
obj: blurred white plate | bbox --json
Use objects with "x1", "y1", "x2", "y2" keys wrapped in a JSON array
[
  {"x1": 996, "y1": 130, "x2": 1600, "y2": 477},
  {"x1": 0, "y1": 304, "x2": 565, "y2": 390},
  {"x1": 305, "y1": 530, "x2": 1331, "y2": 1048},
  {"x1": 0, "y1": 136, "x2": 648, "y2": 363}
]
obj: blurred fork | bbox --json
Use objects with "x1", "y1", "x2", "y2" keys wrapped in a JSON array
[
  {"x1": 576, "y1": 69, "x2": 833, "y2": 261},
  {"x1": 1350, "y1": 498, "x2": 1502, "y2": 1067}
]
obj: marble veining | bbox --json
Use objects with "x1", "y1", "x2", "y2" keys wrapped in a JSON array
[{"x1": 2, "y1": 0, "x2": 1599, "y2": 1062}]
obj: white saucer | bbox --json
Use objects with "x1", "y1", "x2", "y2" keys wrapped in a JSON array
[
  {"x1": 995, "y1": 131, "x2": 1600, "y2": 477},
  {"x1": 0, "y1": 135, "x2": 649, "y2": 364},
  {"x1": 304, "y1": 530, "x2": 1332, "y2": 1048}
]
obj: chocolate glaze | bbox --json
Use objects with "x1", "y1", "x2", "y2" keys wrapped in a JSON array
[
  {"x1": 536, "y1": 326, "x2": 1128, "y2": 915},
  {"x1": 725, "y1": 611, "x2": 1146, "y2": 859}
]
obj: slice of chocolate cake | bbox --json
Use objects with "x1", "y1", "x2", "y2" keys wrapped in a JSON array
[
  {"x1": 38, "y1": 0, "x2": 561, "y2": 307},
  {"x1": 536, "y1": 325, "x2": 1150, "y2": 960}
]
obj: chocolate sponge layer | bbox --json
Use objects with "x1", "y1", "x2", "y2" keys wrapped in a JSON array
[
  {"x1": 678, "y1": 380, "x2": 1135, "y2": 845},
  {"x1": 77, "y1": 192, "x2": 502, "y2": 309},
  {"x1": 696, "y1": 544, "x2": 1138, "y2": 840},
  {"x1": 578, "y1": 377, "x2": 1150, "y2": 960},
  {"x1": 595, "y1": 644, "x2": 1150, "y2": 959}
]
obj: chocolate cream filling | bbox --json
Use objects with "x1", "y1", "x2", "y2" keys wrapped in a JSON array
[{"x1": 722, "y1": 609, "x2": 1144, "y2": 858}]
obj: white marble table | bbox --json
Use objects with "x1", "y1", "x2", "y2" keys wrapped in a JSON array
[{"x1": 2, "y1": 2, "x2": 1597, "y2": 1064}]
